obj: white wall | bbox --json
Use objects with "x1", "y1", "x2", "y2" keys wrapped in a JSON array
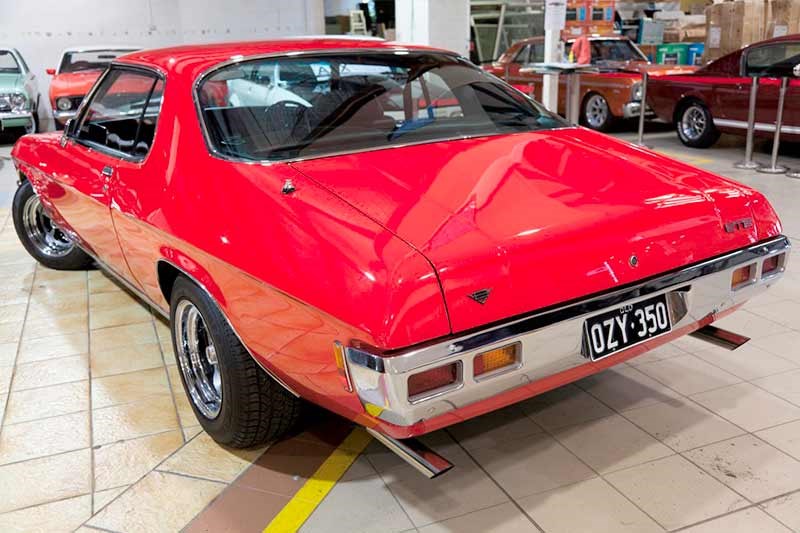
[
  {"x1": 395, "y1": 0, "x2": 469, "y2": 57},
  {"x1": 325, "y1": 0, "x2": 360, "y2": 17},
  {"x1": 0, "y1": 0, "x2": 324, "y2": 128}
]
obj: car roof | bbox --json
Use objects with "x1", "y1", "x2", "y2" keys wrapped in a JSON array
[
  {"x1": 115, "y1": 37, "x2": 451, "y2": 78},
  {"x1": 741, "y1": 33, "x2": 800, "y2": 49},
  {"x1": 61, "y1": 45, "x2": 143, "y2": 54}
]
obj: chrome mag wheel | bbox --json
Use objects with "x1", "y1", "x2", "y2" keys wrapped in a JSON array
[
  {"x1": 175, "y1": 299, "x2": 223, "y2": 419},
  {"x1": 680, "y1": 105, "x2": 707, "y2": 142},
  {"x1": 585, "y1": 94, "x2": 609, "y2": 129},
  {"x1": 21, "y1": 195, "x2": 74, "y2": 258}
]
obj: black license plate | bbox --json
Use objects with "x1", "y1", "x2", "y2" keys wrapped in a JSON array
[{"x1": 583, "y1": 294, "x2": 672, "y2": 361}]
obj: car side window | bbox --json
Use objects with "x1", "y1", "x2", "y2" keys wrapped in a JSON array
[
  {"x1": 513, "y1": 45, "x2": 530, "y2": 64},
  {"x1": 530, "y1": 43, "x2": 545, "y2": 63},
  {"x1": 745, "y1": 43, "x2": 800, "y2": 77},
  {"x1": 74, "y1": 68, "x2": 164, "y2": 159}
]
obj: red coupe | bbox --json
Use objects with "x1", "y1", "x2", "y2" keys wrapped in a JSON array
[
  {"x1": 647, "y1": 34, "x2": 800, "y2": 148},
  {"x1": 11, "y1": 38, "x2": 789, "y2": 475}
]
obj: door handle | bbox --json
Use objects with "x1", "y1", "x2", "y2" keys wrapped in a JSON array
[{"x1": 101, "y1": 166, "x2": 114, "y2": 177}]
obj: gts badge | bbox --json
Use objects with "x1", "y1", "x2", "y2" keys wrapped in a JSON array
[
  {"x1": 724, "y1": 217, "x2": 754, "y2": 234},
  {"x1": 468, "y1": 289, "x2": 491, "y2": 305}
]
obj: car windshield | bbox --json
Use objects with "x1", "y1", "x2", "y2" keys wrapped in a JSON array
[
  {"x1": 198, "y1": 52, "x2": 566, "y2": 161},
  {"x1": 59, "y1": 50, "x2": 137, "y2": 74},
  {"x1": 565, "y1": 39, "x2": 646, "y2": 64},
  {"x1": 0, "y1": 51, "x2": 20, "y2": 74}
]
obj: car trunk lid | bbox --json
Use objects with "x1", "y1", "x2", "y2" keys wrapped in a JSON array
[{"x1": 291, "y1": 128, "x2": 760, "y2": 335}]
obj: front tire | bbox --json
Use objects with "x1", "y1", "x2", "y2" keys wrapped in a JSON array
[
  {"x1": 676, "y1": 101, "x2": 720, "y2": 148},
  {"x1": 169, "y1": 276, "x2": 302, "y2": 447},
  {"x1": 12, "y1": 180, "x2": 93, "y2": 270},
  {"x1": 582, "y1": 93, "x2": 614, "y2": 132}
]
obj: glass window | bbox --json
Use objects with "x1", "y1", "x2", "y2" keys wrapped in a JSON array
[
  {"x1": 198, "y1": 52, "x2": 565, "y2": 162},
  {"x1": 59, "y1": 49, "x2": 138, "y2": 74},
  {"x1": 530, "y1": 43, "x2": 545, "y2": 63},
  {"x1": 745, "y1": 43, "x2": 800, "y2": 77},
  {"x1": 75, "y1": 68, "x2": 163, "y2": 159},
  {"x1": 513, "y1": 45, "x2": 530, "y2": 64},
  {"x1": 564, "y1": 39, "x2": 647, "y2": 64},
  {"x1": 0, "y1": 51, "x2": 20, "y2": 74}
]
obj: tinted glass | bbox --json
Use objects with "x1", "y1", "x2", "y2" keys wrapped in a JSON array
[
  {"x1": 198, "y1": 52, "x2": 565, "y2": 162},
  {"x1": 75, "y1": 68, "x2": 163, "y2": 158},
  {"x1": 59, "y1": 50, "x2": 137, "y2": 74},
  {"x1": 0, "y1": 51, "x2": 20, "y2": 73},
  {"x1": 745, "y1": 43, "x2": 800, "y2": 76},
  {"x1": 565, "y1": 39, "x2": 646, "y2": 64}
]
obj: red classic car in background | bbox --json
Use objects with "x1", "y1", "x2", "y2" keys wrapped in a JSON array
[
  {"x1": 47, "y1": 45, "x2": 140, "y2": 128},
  {"x1": 647, "y1": 34, "x2": 800, "y2": 148},
  {"x1": 11, "y1": 38, "x2": 789, "y2": 476},
  {"x1": 484, "y1": 36, "x2": 697, "y2": 131}
]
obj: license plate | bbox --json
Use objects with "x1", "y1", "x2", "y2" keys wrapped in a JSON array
[{"x1": 583, "y1": 294, "x2": 672, "y2": 361}]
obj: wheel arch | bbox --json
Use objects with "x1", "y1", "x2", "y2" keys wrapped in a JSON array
[{"x1": 672, "y1": 95, "x2": 707, "y2": 125}]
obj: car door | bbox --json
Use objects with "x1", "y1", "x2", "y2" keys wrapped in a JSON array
[{"x1": 54, "y1": 66, "x2": 163, "y2": 282}]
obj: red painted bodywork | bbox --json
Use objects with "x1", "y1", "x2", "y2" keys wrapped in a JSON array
[
  {"x1": 12, "y1": 38, "x2": 783, "y2": 438},
  {"x1": 484, "y1": 36, "x2": 697, "y2": 118},
  {"x1": 647, "y1": 34, "x2": 800, "y2": 142}
]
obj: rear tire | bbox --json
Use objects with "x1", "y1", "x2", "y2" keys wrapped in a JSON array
[
  {"x1": 581, "y1": 93, "x2": 614, "y2": 132},
  {"x1": 169, "y1": 276, "x2": 302, "y2": 447},
  {"x1": 676, "y1": 101, "x2": 720, "y2": 148},
  {"x1": 12, "y1": 180, "x2": 94, "y2": 270}
]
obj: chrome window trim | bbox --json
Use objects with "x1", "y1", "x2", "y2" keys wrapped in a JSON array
[
  {"x1": 68, "y1": 62, "x2": 167, "y2": 165},
  {"x1": 190, "y1": 48, "x2": 567, "y2": 165},
  {"x1": 349, "y1": 235, "x2": 791, "y2": 374}
]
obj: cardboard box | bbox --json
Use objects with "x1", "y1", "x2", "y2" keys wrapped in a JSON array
[{"x1": 765, "y1": 0, "x2": 800, "y2": 38}]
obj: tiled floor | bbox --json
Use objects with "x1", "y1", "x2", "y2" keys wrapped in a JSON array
[{"x1": 1, "y1": 131, "x2": 800, "y2": 532}]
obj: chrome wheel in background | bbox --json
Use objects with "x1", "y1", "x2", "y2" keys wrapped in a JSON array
[
  {"x1": 680, "y1": 104, "x2": 707, "y2": 142},
  {"x1": 21, "y1": 195, "x2": 73, "y2": 258},
  {"x1": 175, "y1": 299, "x2": 223, "y2": 419},
  {"x1": 584, "y1": 94, "x2": 610, "y2": 130}
]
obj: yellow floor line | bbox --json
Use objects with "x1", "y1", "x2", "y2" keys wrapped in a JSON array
[{"x1": 263, "y1": 427, "x2": 373, "y2": 533}]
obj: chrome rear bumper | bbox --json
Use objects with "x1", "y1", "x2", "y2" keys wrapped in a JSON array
[{"x1": 346, "y1": 236, "x2": 790, "y2": 427}]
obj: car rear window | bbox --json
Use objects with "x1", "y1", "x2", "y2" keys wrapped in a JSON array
[{"x1": 196, "y1": 52, "x2": 565, "y2": 162}]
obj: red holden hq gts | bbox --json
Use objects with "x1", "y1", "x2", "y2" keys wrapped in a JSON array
[{"x1": 11, "y1": 38, "x2": 789, "y2": 476}]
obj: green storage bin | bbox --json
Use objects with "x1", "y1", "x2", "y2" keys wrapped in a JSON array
[{"x1": 656, "y1": 43, "x2": 689, "y2": 65}]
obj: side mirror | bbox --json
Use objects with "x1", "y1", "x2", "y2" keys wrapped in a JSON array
[
  {"x1": 794, "y1": 64, "x2": 800, "y2": 78},
  {"x1": 46, "y1": 68, "x2": 56, "y2": 76}
]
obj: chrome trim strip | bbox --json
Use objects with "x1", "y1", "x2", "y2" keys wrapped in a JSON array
[
  {"x1": 715, "y1": 118, "x2": 800, "y2": 135},
  {"x1": 354, "y1": 235, "x2": 790, "y2": 372},
  {"x1": 156, "y1": 259, "x2": 301, "y2": 398}
]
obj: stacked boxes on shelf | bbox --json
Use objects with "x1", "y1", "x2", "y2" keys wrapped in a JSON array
[
  {"x1": 705, "y1": 0, "x2": 800, "y2": 62},
  {"x1": 564, "y1": 0, "x2": 616, "y2": 38}
]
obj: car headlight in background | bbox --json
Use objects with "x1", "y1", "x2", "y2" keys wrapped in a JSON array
[
  {"x1": 56, "y1": 97, "x2": 73, "y2": 111},
  {"x1": 631, "y1": 82, "x2": 643, "y2": 102},
  {"x1": 10, "y1": 93, "x2": 28, "y2": 111}
]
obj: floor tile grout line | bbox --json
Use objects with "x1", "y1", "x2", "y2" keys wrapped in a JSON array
[
  {"x1": 0, "y1": 490, "x2": 94, "y2": 520},
  {"x1": 150, "y1": 312, "x2": 187, "y2": 442},
  {"x1": 441, "y1": 427, "x2": 548, "y2": 533},
  {"x1": 150, "y1": 468, "x2": 228, "y2": 486},
  {"x1": 79, "y1": 425, "x2": 208, "y2": 528},
  {"x1": 365, "y1": 452, "x2": 429, "y2": 531},
  {"x1": 86, "y1": 269, "x2": 97, "y2": 516},
  {"x1": 517, "y1": 395, "x2": 671, "y2": 531},
  {"x1": 0, "y1": 262, "x2": 36, "y2": 439}
]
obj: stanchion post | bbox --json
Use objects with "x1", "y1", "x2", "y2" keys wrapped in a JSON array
[
  {"x1": 567, "y1": 71, "x2": 581, "y2": 125},
  {"x1": 734, "y1": 76, "x2": 761, "y2": 169},
  {"x1": 636, "y1": 71, "x2": 649, "y2": 147},
  {"x1": 757, "y1": 77, "x2": 789, "y2": 174}
]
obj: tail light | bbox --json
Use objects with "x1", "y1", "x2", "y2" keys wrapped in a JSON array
[
  {"x1": 474, "y1": 343, "x2": 521, "y2": 379},
  {"x1": 762, "y1": 254, "x2": 784, "y2": 277},
  {"x1": 731, "y1": 264, "x2": 755, "y2": 290},
  {"x1": 408, "y1": 362, "x2": 460, "y2": 402}
]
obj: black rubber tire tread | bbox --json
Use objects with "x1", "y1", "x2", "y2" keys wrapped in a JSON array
[
  {"x1": 12, "y1": 180, "x2": 94, "y2": 270},
  {"x1": 580, "y1": 92, "x2": 614, "y2": 132},
  {"x1": 675, "y1": 99, "x2": 720, "y2": 149},
  {"x1": 169, "y1": 276, "x2": 302, "y2": 448}
]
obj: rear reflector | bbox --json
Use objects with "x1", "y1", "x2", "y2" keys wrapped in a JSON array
[
  {"x1": 408, "y1": 362, "x2": 460, "y2": 401},
  {"x1": 474, "y1": 343, "x2": 521, "y2": 378},
  {"x1": 333, "y1": 342, "x2": 352, "y2": 392},
  {"x1": 731, "y1": 264, "x2": 755, "y2": 289},
  {"x1": 762, "y1": 254, "x2": 783, "y2": 277}
]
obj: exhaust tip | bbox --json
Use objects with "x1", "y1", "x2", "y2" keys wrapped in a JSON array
[{"x1": 366, "y1": 428, "x2": 453, "y2": 479}]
